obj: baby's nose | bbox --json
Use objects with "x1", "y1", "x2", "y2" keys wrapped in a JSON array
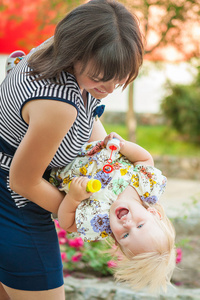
[{"x1": 123, "y1": 219, "x2": 133, "y2": 229}]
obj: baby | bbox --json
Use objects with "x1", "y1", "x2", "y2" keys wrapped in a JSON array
[{"x1": 50, "y1": 133, "x2": 176, "y2": 292}]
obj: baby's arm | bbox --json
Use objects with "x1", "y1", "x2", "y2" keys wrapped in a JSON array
[
  {"x1": 57, "y1": 177, "x2": 92, "y2": 232},
  {"x1": 104, "y1": 132, "x2": 154, "y2": 166},
  {"x1": 120, "y1": 140, "x2": 154, "y2": 166}
]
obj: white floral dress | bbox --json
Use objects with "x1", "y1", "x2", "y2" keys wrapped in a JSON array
[{"x1": 50, "y1": 141, "x2": 167, "y2": 242}]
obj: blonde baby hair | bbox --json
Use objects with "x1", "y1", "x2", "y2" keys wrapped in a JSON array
[{"x1": 110, "y1": 202, "x2": 176, "y2": 293}]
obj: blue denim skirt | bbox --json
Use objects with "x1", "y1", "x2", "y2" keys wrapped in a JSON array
[{"x1": 0, "y1": 137, "x2": 63, "y2": 291}]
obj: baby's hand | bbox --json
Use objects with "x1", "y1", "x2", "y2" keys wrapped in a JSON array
[
  {"x1": 104, "y1": 132, "x2": 125, "y2": 149},
  {"x1": 68, "y1": 177, "x2": 92, "y2": 204}
]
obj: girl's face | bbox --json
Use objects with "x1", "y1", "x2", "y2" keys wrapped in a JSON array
[
  {"x1": 73, "y1": 60, "x2": 128, "y2": 99},
  {"x1": 109, "y1": 186, "x2": 165, "y2": 256}
]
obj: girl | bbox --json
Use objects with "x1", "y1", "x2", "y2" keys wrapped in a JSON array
[{"x1": 0, "y1": 1, "x2": 144, "y2": 299}]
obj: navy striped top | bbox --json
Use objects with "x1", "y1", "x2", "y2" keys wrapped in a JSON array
[{"x1": 0, "y1": 45, "x2": 101, "y2": 169}]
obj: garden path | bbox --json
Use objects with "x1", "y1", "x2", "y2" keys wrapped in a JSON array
[
  {"x1": 162, "y1": 177, "x2": 200, "y2": 219},
  {"x1": 163, "y1": 178, "x2": 200, "y2": 289}
]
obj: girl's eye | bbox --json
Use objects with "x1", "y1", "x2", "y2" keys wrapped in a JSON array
[
  {"x1": 89, "y1": 77, "x2": 100, "y2": 83},
  {"x1": 123, "y1": 233, "x2": 129, "y2": 239},
  {"x1": 137, "y1": 224, "x2": 144, "y2": 229}
]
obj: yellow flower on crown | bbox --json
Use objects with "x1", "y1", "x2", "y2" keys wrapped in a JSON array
[{"x1": 80, "y1": 166, "x2": 87, "y2": 175}]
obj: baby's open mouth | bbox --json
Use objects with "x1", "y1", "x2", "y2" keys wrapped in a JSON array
[{"x1": 116, "y1": 207, "x2": 129, "y2": 219}]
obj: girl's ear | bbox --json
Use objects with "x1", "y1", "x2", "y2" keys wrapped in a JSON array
[{"x1": 147, "y1": 207, "x2": 162, "y2": 220}]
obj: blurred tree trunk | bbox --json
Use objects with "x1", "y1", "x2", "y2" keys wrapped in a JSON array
[{"x1": 126, "y1": 82, "x2": 136, "y2": 142}]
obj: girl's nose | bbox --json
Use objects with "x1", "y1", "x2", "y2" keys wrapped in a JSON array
[{"x1": 104, "y1": 81, "x2": 116, "y2": 94}]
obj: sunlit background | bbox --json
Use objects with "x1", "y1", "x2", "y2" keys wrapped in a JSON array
[{"x1": 0, "y1": 0, "x2": 199, "y2": 114}]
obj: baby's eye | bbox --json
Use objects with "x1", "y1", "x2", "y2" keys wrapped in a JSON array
[
  {"x1": 123, "y1": 233, "x2": 129, "y2": 239},
  {"x1": 137, "y1": 224, "x2": 144, "y2": 229}
]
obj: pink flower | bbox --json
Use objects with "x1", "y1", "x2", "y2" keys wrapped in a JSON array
[
  {"x1": 176, "y1": 248, "x2": 182, "y2": 264},
  {"x1": 71, "y1": 252, "x2": 82, "y2": 262},
  {"x1": 54, "y1": 219, "x2": 60, "y2": 228},
  {"x1": 58, "y1": 229, "x2": 67, "y2": 239},
  {"x1": 61, "y1": 252, "x2": 67, "y2": 262},
  {"x1": 174, "y1": 281, "x2": 183, "y2": 286},
  {"x1": 107, "y1": 260, "x2": 117, "y2": 268},
  {"x1": 68, "y1": 237, "x2": 84, "y2": 249},
  {"x1": 59, "y1": 237, "x2": 68, "y2": 245}
]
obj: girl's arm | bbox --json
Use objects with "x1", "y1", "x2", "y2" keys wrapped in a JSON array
[
  {"x1": 89, "y1": 118, "x2": 107, "y2": 142},
  {"x1": 57, "y1": 177, "x2": 92, "y2": 231},
  {"x1": 9, "y1": 99, "x2": 77, "y2": 215},
  {"x1": 104, "y1": 132, "x2": 154, "y2": 166}
]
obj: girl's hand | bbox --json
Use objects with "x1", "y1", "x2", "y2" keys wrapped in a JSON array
[
  {"x1": 103, "y1": 132, "x2": 125, "y2": 149},
  {"x1": 68, "y1": 177, "x2": 92, "y2": 204}
]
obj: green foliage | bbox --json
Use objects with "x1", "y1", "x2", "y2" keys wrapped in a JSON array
[
  {"x1": 176, "y1": 238, "x2": 191, "y2": 249},
  {"x1": 103, "y1": 123, "x2": 200, "y2": 156},
  {"x1": 103, "y1": 123, "x2": 128, "y2": 140},
  {"x1": 161, "y1": 66, "x2": 200, "y2": 143},
  {"x1": 81, "y1": 242, "x2": 113, "y2": 275},
  {"x1": 55, "y1": 221, "x2": 115, "y2": 277}
]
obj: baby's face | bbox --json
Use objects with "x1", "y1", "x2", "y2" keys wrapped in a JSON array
[{"x1": 109, "y1": 186, "x2": 165, "y2": 257}]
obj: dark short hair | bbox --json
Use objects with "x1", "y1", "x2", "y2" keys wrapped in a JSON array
[{"x1": 28, "y1": 0, "x2": 144, "y2": 88}]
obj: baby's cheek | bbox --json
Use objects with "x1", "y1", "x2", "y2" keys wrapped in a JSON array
[{"x1": 110, "y1": 223, "x2": 122, "y2": 238}]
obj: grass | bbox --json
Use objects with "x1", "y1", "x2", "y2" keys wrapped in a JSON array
[{"x1": 103, "y1": 123, "x2": 200, "y2": 157}]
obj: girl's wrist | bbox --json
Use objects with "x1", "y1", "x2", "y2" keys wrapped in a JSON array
[{"x1": 64, "y1": 193, "x2": 80, "y2": 210}]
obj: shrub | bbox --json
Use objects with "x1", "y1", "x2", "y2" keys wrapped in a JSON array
[
  {"x1": 161, "y1": 66, "x2": 200, "y2": 143},
  {"x1": 55, "y1": 220, "x2": 116, "y2": 277}
]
